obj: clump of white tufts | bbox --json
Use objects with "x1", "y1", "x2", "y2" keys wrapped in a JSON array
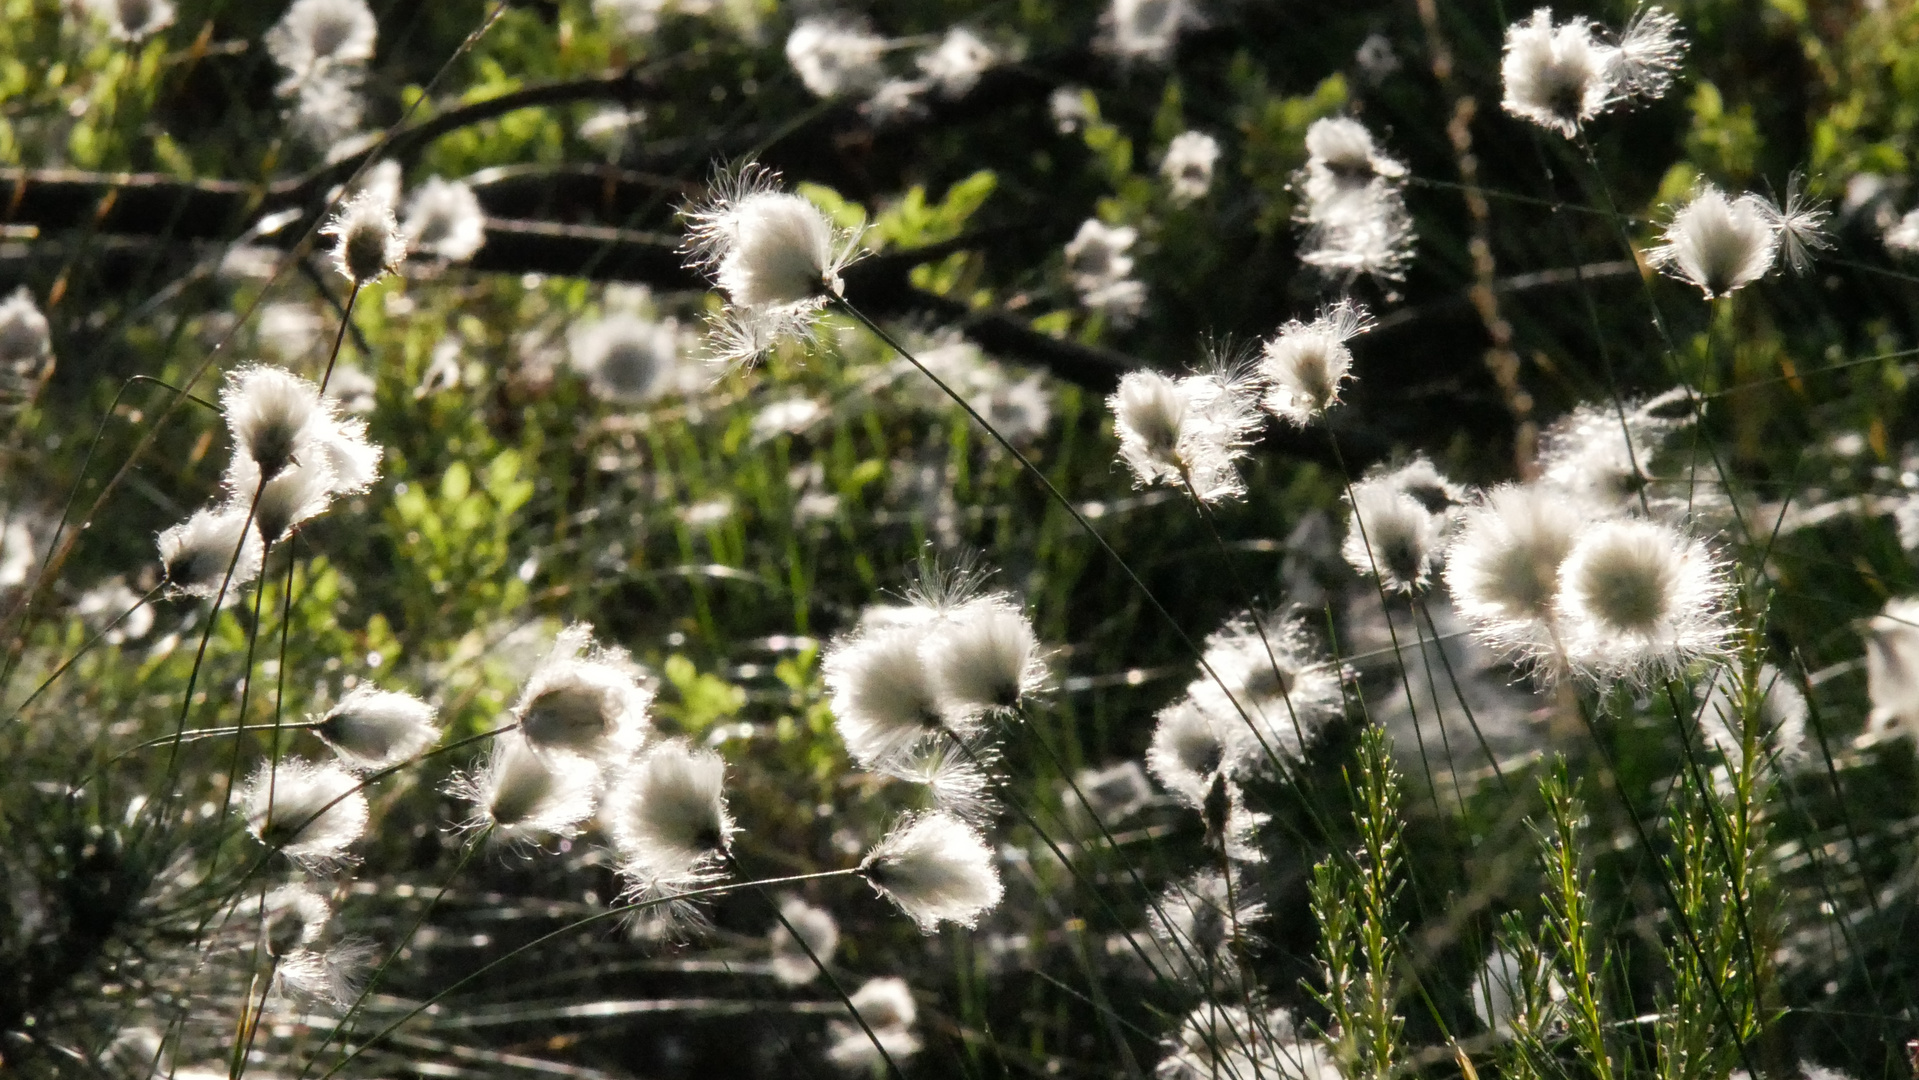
[
  {"x1": 1102, "y1": 0, "x2": 1199, "y2": 62},
  {"x1": 1259, "y1": 299, "x2": 1372, "y2": 426},
  {"x1": 605, "y1": 739, "x2": 734, "y2": 897},
  {"x1": 1146, "y1": 868, "x2": 1265, "y2": 989},
  {"x1": 916, "y1": 27, "x2": 997, "y2": 97},
  {"x1": 1696, "y1": 663, "x2": 1808, "y2": 768},
  {"x1": 1443, "y1": 485, "x2": 1586, "y2": 664},
  {"x1": 316, "y1": 685, "x2": 440, "y2": 772},
  {"x1": 860, "y1": 811, "x2": 1004, "y2": 931},
  {"x1": 1500, "y1": 6, "x2": 1685, "y2": 138},
  {"x1": 785, "y1": 18, "x2": 888, "y2": 99},
  {"x1": 567, "y1": 312, "x2": 684, "y2": 403},
  {"x1": 287, "y1": 67, "x2": 365, "y2": 148},
  {"x1": 921, "y1": 603, "x2": 1047, "y2": 720},
  {"x1": 157, "y1": 506, "x2": 264, "y2": 598},
  {"x1": 1647, "y1": 184, "x2": 1782, "y2": 299},
  {"x1": 1293, "y1": 117, "x2": 1415, "y2": 281},
  {"x1": 243, "y1": 758, "x2": 368, "y2": 865},
  {"x1": 825, "y1": 977, "x2": 924, "y2": 1068},
  {"x1": 88, "y1": 0, "x2": 175, "y2": 42},
  {"x1": 1160, "y1": 131, "x2": 1220, "y2": 204},
  {"x1": 0, "y1": 288, "x2": 51, "y2": 373},
  {"x1": 1180, "y1": 611, "x2": 1346, "y2": 767},
  {"x1": 256, "y1": 883, "x2": 367, "y2": 1007},
  {"x1": 402, "y1": 176, "x2": 486, "y2": 262},
  {"x1": 1064, "y1": 219, "x2": 1147, "y2": 323},
  {"x1": 767, "y1": 895, "x2": 840, "y2": 985},
  {"x1": 1109, "y1": 363, "x2": 1265, "y2": 505},
  {"x1": 1343, "y1": 473, "x2": 1440, "y2": 593},
  {"x1": 1862, "y1": 597, "x2": 1919, "y2": 749},
  {"x1": 322, "y1": 189, "x2": 406, "y2": 285},
  {"x1": 1534, "y1": 390, "x2": 1695, "y2": 517},
  {"x1": 260, "y1": 882, "x2": 330, "y2": 960},
  {"x1": 681, "y1": 164, "x2": 864, "y2": 367},
  {"x1": 1553, "y1": 518, "x2": 1729, "y2": 684},
  {"x1": 511, "y1": 624, "x2": 653, "y2": 761},
  {"x1": 266, "y1": 0, "x2": 378, "y2": 83},
  {"x1": 220, "y1": 366, "x2": 325, "y2": 482},
  {"x1": 450, "y1": 732, "x2": 601, "y2": 842}
]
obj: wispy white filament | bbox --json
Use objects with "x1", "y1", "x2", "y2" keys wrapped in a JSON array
[{"x1": 860, "y1": 811, "x2": 1004, "y2": 931}]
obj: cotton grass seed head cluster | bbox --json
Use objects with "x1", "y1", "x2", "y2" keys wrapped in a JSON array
[
  {"x1": 1259, "y1": 299, "x2": 1372, "y2": 426},
  {"x1": 859, "y1": 810, "x2": 1003, "y2": 931},
  {"x1": 567, "y1": 311, "x2": 685, "y2": 403},
  {"x1": 323, "y1": 188, "x2": 407, "y2": 285},
  {"x1": 87, "y1": 0, "x2": 175, "y2": 43},
  {"x1": 243, "y1": 758, "x2": 369, "y2": 865},
  {"x1": 1109, "y1": 362, "x2": 1264, "y2": 505},
  {"x1": 681, "y1": 163, "x2": 864, "y2": 367},
  {"x1": 1293, "y1": 117, "x2": 1415, "y2": 281},
  {"x1": 1161, "y1": 131, "x2": 1220, "y2": 204},
  {"x1": 402, "y1": 176, "x2": 486, "y2": 262},
  {"x1": 316, "y1": 685, "x2": 441, "y2": 772},
  {"x1": 511, "y1": 623, "x2": 652, "y2": 760},
  {"x1": 1500, "y1": 6, "x2": 1685, "y2": 138},
  {"x1": 1649, "y1": 181, "x2": 1830, "y2": 298}
]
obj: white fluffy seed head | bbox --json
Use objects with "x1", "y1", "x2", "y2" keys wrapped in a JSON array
[
  {"x1": 860, "y1": 811, "x2": 1004, "y2": 932},
  {"x1": 1500, "y1": 9, "x2": 1615, "y2": 137},
  {"x1": 512, "y1": 624, "x2": 652, "y2": 761},
  {"x1": 90, "y1": 0, "x2": 176, "y2": 41},
  {"x1": 322, "y1": 189, "x2": 406, "y2": 284},
  {"x1": 826, "y1": 977, "x2": 924, "y2": 1068},
  {"x1": 1443, "y1": 485, "x2": 1586, "y2": 661},
  {"x1": 1147, "y1": 869, "x2": 1265, "y2": 990},
  {"x1": 311, "y1": 413, "x2": 382, "y2": 495},
  {"x1": 157, "y1": 506, "x2": 264, "y2": 598},
  {"x1": 316, "y1": 685, "x2": 440, "y2": 771},
  {"x1": 1065, "y1": 218, "x2": 1137, "y2": 289},
  {"x1": 1159, "y1": 1003, "x2": 1321, "y2": 1080},
  {"x1": 1648, "y1": 185, "x2": 1780, "y2": 299},
  {"x1": 243, "y1": 758, "x2": 368, "y2": 864},
  {"x1": 875, "y1": 738, "x2": 1002, "y2": 824},
  {"x1": 922, "y1": 604, "x2": 1046, "y2": 719},
  {"x1": 0, "y1": 288, "x2": 49, "y2": 370},
  {"x1": 266, "y1": 0, "x2": 377, "y2": 79},
  {"x1": 402, "y1": 176, "x2": 486, "y2": 262},
  {"x1": 785, "y1": 18, "x2": 888, "y2": 99},
  {"x1": 1863, "y1": 597, "x2": 1919, "y2": 748},
  {"x1": 916, "y1": 27, "x2": 997, "y2": 97},
  {"x1": 1109, "y1": 364, "x2": 1264, "y2": 505},
  {"x1": 221, "y1": 366, "x2": 325, "y2": 481},
  {"x1": 452, "y1": 732, "x2": 600, "y2": 842},
  {"x1": 567, "y1": 312, "x2": 682, "y2": 403},
  {"x1": 225, "y1": 453, "x2": 334, "y2": 546},
  {"x1": 1259, "y1": 299, "x2": 1372, "y2": 425},
  {"x1": 606, "y1": 740, "x2": 733, "y2": 901},
  {"x1": 767, "y1": 895, "x2": 840, "y2": 985},
  {"x1": 1147, "y1": 699, "x2": 1232, "y2": 807},
  {"x1": 1103, "y1": 0, "x2": 1198, "y2": 62},
  {"x1": 1343, "y1": 477, "x2": 1438, "y2": 593},
  {"x1": 1161, "y1": 131, "x2": 1220, "y2": 204},
  {"x1": 1182, "y1": 611, "x2": 1346, "y2": 765},
  {"x1": 825, "y1": 625, "x2": 948, "y2": 768},
  {"x1": 1554, "y1": 519, "x2": 1729, "y2": 684},
  {"x1": 260, "y1": 883, "x2": 330, "y2": 958}
]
